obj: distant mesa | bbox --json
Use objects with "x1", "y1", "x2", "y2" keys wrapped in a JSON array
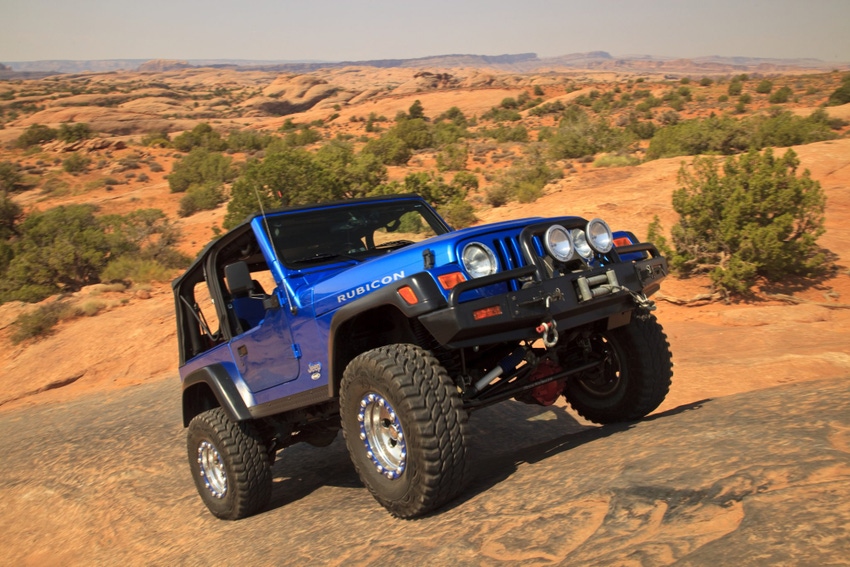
[
  {"x1": 137, "y1": 59, "x2": 194, "y2": 73},
  {"x1": 3, "y1": 51, "x2": 847, "y2": 77}
]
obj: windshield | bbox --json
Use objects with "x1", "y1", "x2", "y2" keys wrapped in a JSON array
[{"x1": 265, "y1": 199, "x2": 450, "y2": 268}]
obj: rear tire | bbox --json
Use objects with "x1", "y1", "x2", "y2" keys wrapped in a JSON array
[
  {"x1": 187, "y1": 408, "x2": 272, "y2": 520},
  {"x1": 340, "y1": 344, "x2": 469, "y2": 518},
  {"x1": 564, "y1": 314, "x2": 672, "y2": 424}
]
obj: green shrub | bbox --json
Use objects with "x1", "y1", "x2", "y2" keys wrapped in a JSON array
[
  {"x1": 407, "y1": 100, "x2": 426, "y2": 120},
  {"x1": 100, "y1": 257, "x2": 175, "y2": 284},
  {"x1": 362, "y1": 134, "x2": 411, "y2": 165},
  {"x1": 62, "y1": 152, "x2": 91, "y2": 174},
  {"x1": 670, "y1": 148, "x2": 826, "y2": 294},
  {"x1": 451, "y1": 171, "x2": 478, "y2": 192},
  {"x1": 647, "y1": 115, "x2": 748, "y2": 159},
  {"x1": 388, "y1": 118, "x2": 433, "y2": 150},
  {"x1": 0, "y1": 191, "x2": 22, "y2": 240},
  {"x1": 755, "y1": 79, "x2": 773, "y2": 94},
  {"x1": 15, "y1": 124, "x2": 57, "y2": 148},
  {"x1": 283, "y1": 126, "x2": 322, "y2": 147},
  {"x1": 548, "y1": 107, "x2": 633, "y2": 159},
  {"x1": 167, "y1": 148, "x2": 236, "y2": 193},
  {"x1": 78, "y1": 299, "x2": 107, "y2": 317},
  {"x1": 646, "y1": 110, "x2": 836, "y2": 160},
  {"x1": 57, "y1": 122, "x2": 92, "y2": 142},
  {"x1": 489, "y1": 153, "x2": 562, "y2": 205},
  {"x1": 528, "y1": 100, "x2": 566, "y2": 116},
  {"x1": 10, "y1": 302, "x2": 75, "y2": 343},
  {"x1": 626, "y1": 118, "x2": 656, "y2": 139},
  {"x1": 42, "y1": 177, "x2": 71, "y2": 195},
  {"x1": 751, "y1": 108, "x2": 837, "y2": 147},
  {"x1": 0, "y1": 161, "x2": 22, "y2": 192},
  {"x1": 480, "y1": 124, "x2": 528, "y2": 143},
  {"x1": 728, "y1": 81, "x2": 743, "y2": 96},
  {"x1": 226, "y1": 129, "x2": 277, "y2": 152},
  {"x1": 827, "y1": 75, "x2": 850, "y2": 105},
  {"x1": 438, "y1": 199, "x2": 477, "y2": 228},
  {"x1": 768, "y1": 86, "x2": 793, "y2": 103},
  {"x1": 172, "y1": 123, "x2": 227, "y2": 152},
  {"x1": 485, "y1": 184, "x2": 512, "y2": 207},
  {"x1": 141, "y1": 130, "x2": 171, "y2": 147},
  {"x1": 481, "y1": 107, "x2": 522, "y2": 122},
  {"x1": 178, "y1": 183, "x2": 226, "y2": 217},
  {"x1": 435, "y1": 144, "x2": 467, "y2": 171},
  {"x1": 435, "y1": 106, "x2": 468, "y2": 126},
  {"x1": 224, "y1": 145, "x2": 340, "y2": 227}
]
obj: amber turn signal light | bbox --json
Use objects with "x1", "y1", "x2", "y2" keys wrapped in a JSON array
[
  {"x1": 437, "y1": 272, "x2": 466, "y2": 290},
  {"x1": 397, "y1": 286, "x2": 419, "y2": 305}
]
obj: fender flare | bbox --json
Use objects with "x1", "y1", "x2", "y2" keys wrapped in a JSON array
[
  {"x1": 326, "y1": 272, "x2": 447, "y2": 397},
  {"x1": 182, "y1": 364, "x2": 253, "y2": 426}
]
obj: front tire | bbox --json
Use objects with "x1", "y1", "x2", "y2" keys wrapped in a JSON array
[
  {"x1": 186, "y1": 408, "x2": 272, "y2": 520},
  {"x1": 340, "y1": 344, "x2": 469, "y2": 518},
  {"x1": 564, "y1": 314, "x2": 672, "y2": 424}
]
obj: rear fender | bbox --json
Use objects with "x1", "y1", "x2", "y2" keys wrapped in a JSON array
[{"x1": 181, "y1": 364, "x2": 253, "y2": 426}]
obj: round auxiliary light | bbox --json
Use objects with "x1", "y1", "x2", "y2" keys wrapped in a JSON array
[
  {"x1": 586, "y1": 218, "x2": 614, "y2": 254},
  {"x1": 461, "y1": 242, "x2": 497, "y2": 279},
  {"x1": 572, "y1": 229, "x2": 594, "y2": 260},
  {"x1": 544, "y1": 224, "x2": 574, "y2": 262}
]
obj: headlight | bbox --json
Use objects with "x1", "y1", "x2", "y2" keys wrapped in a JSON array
[
  {"x1": 572, "y1": 229, "x2": 594, "y2": 260},
  {"x1": 461, "y1": 242, "x2": 497, "y2": 278},
  {"x1": 544, "y1": 225, "x2": 573, "y2": 262},
  {"x1": 586, "y1": 218, "x2": 613, "y2": 253}
]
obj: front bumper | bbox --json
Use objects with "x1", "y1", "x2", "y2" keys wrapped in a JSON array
[{"x1": 418, "y1": 244, "x2": 667, "y2": 348}]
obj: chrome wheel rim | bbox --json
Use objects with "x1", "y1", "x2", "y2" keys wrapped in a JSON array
[
  {"x1": 197, "y1": 440, "x2": 227, "y2": 498},
  {"x1": 358, "y1": 392, "x2": 406, "y2": 480}
]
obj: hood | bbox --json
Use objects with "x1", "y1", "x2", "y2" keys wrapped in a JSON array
[{"x1": 308, "y1": 217, "x2": 546, "y2": 316}]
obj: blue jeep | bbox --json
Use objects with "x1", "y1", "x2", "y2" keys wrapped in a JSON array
[{"x1": 173, "y1": 194, "x2": 671, "y2": 519}]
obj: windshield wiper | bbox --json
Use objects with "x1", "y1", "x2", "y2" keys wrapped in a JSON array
[{"x1": 289, "y1": 252, "x2": 361, "y2": 266}]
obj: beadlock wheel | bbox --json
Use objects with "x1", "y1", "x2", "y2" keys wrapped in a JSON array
[
  {"x1": 186, "y1": 408, "x2": 272, "y2": 520},
  {"x1": 358, "y1": 393, "x2": 407, "y2": 480},
  {"x1": 197, "y1": 440, "x2": 227, "y2": 498},
  {"x1": 340, "y1": 344, "x2": 469, "y2": 518}
]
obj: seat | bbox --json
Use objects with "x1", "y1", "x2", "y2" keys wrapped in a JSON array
[{"x1": 229, "y1": 280, "x2": 268, "y2": 333}]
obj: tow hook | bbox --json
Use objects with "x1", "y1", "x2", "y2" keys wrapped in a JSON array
[
  {"x1": 630, "y1": 291, "x2": 657, "y2": 318},
  {"x1": 536, "y1": 320, "x2": 559, "y2": 348}
]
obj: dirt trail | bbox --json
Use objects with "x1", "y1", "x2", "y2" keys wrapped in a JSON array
[{"x1": 0, "y1": 375, "x2": 847, "y2": 565}]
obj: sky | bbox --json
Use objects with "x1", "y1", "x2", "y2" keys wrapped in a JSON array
[{"x1": 2, "y1": 0, "x2": 849, "y2": 64}]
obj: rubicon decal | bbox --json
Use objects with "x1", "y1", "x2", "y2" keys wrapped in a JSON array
[{"x1": 337, "y1": 271, "x2": 405, "y2": 303}]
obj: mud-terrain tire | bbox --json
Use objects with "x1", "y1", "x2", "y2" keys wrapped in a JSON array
[
  {"x1": 186, "y1": 407, "x2": 272, "y2": 520},
  {"x1": 564, "y1": 314, "x2": 672, "y2": 424},
  {"x1": 340, "y1": 344, "x2": 469, "y2": 518}
]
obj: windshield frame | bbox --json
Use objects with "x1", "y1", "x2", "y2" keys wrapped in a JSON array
[{"x1": 262, "y1": 197, "x2": 451, "y2": 269}]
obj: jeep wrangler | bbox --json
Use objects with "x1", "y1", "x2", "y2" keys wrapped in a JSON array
[{"x1": 173, "y1": 194, "x2": 672, "y2": 519}]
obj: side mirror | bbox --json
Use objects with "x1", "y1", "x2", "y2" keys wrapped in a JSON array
[{"x1": 224, "y1": 262, "x2": 253, "y2": 296}]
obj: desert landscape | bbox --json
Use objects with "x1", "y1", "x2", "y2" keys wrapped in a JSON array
[{"x1": 1, "y1": 55, "x2": 849, "y2": 564}]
